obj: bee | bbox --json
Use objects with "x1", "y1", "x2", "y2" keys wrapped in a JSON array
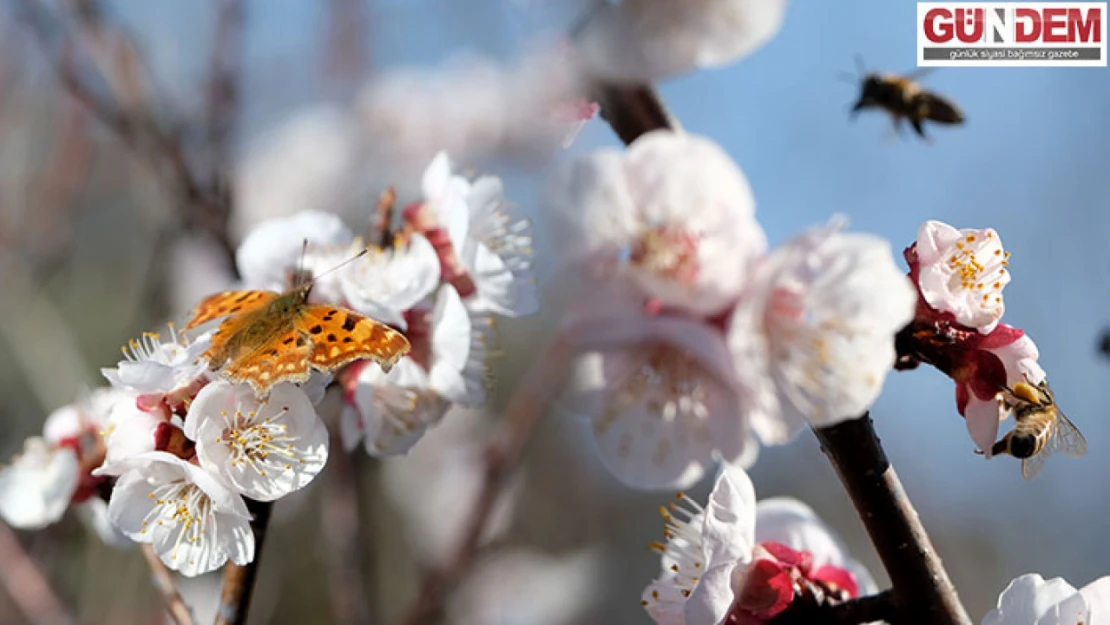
[
  {"x1": 843, "y1": 56, "x2": 965, "y2": 142},
  {"x1": 987, "y1": 379, "x2": 1087, "y2": 480}
]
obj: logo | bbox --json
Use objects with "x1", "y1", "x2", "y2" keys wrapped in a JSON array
[{"x1": 918, "y1": 2, "x2": 1107, "y2": 66}]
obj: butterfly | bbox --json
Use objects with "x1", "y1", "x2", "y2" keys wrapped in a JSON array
[{"x1": 182, "y1": 276, "x2": 411, "y2": 397}]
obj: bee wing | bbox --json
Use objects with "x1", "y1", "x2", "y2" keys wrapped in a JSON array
[
  {"x1": 1020, "y1": 449, "x2": 1050, "y2": 480},
  {"x1": 904, "y1": 67, "x2": 936, "y2": 81},
  {"x1": 1051, "y1": 411, "x2": 1088, "y2": 459}
]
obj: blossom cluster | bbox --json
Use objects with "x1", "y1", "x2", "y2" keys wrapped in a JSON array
[
  {"x1": 0, "y1": 151, "x2": 537, "y2": 577},
  {"x1": 545, "y1": 129, "x2": 918, "y2": 492},
  {"x1": 898, "y1": 221, "x2": 1048, "y2": 456}
]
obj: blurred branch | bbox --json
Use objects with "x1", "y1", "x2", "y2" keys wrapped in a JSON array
[
  {"x1": 204, "y1": 0, "x2": 243, "y2": 191},
  {"x1": 395, "y1": 335, "x2": 576, "y2": 625},
  {"x1": 0, "y1": 522, "x2": 76, "y2": 625},
  {"x1": 141, "y1": 544, "x2": 196, "y2": 625},
  {"x1": 322, "y1": 0, "x2": 368, "y2": 86},
  {"x1": 214, "y1": 500, "x2": 273, "y2": 625},
  {"x1": 590, "y1": 82, "x2": 678, "y2": 144},
  {"x1": 813, "y1": 414, "x2": 972, "y2": 625},
  {"x1": 320, "y1": 431, "x2": 376, "y2": 625},
  {"x1": 17, "y1": 0, "x2": 239, "y2": 275},
  {"x1": 768, "y1": 589, "x2": 897, "y2": 624}
]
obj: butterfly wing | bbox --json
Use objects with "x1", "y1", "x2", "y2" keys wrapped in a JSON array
[
  {"x1": 297, "y1": 305, "x2": 410, "y2": 374},
  {"x1": 219, "y1": 328, "x2": 315, "y2": 394},
  {"x1": 184, "y1": 290, "x2": 276, "y2": 331}
]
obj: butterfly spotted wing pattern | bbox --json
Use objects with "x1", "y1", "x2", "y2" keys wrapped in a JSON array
[
  {"x1": 182, "y1": 289, "x2": 411, "y2": 396},
  {"x1": 185, "y1": 290, "x2": 276, "y2": 329},
  {"x1": 298, "y1": 305, "x2": 410, "y2": 372}
]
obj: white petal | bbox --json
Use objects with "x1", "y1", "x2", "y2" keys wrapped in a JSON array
[
  {"x1": 965, "y1": 395, "x2": 1005, "y2": 458},
  {"x1": 42, "y1": 405, "x2": 83, "y2": 445},
  {"x1": 983, "y1": 574, "x2": 1080, "y2": 625},
  {"x1": 235, "y1": 210, "x2": 354, "y2": 291},
  {"x1": 702, "y1": 463, "x2": 757, "y2": 564},
  {"x1": 341, "y1": 234, "x2": 442, "y2": 328},
  {"x1": 1080, "y1": 578, "x2": 1110, "y2": 624},
  {"x1": 0, "y1": 439, "x2": 79, "y2": 530},
  {"x1": 684, "y1": 561, "x2": 740, "y2": 625},
  {"x1": 189, "y1": 382, "x2": 327, "y2": 502}
]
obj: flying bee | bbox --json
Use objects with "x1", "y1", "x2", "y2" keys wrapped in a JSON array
[
  {"x1": 841, "y1": 56, "x2": 965, "y2": 142},
  {"x1": 985, "y1": 379, "x2": 1087, "y2": 480}
]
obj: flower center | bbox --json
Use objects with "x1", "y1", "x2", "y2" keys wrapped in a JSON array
[
  {"x1": 946, "y1": 232, "x2": 1010, "y2": 309},
  {"x1": 142, "y1": 480, "x2": 212, "y2": 565},
  {"x1": 630, "y1": 224, "x2": 699, "y2": 284},
  {"x1": 215, "y1": 406, "x2": 303, "y2": 476},
  {"x1": 121, "y1": 324, "x2": 188, "y2": 364}
]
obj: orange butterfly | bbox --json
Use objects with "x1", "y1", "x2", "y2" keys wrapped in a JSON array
[{"x1": 182, "y1": 276, "x2": 411, "y2": 397}]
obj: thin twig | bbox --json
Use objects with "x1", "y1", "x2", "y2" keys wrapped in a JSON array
[
  {"x1": 214, "y1": 500, "x2": 274, "y2": 625},
  {"x1": 395, "y1": 335, "x2": 576, "y2": 625},
  {"x1": 813, "y1": 414, "x2": 972, "y2": 625},
  {"x1": 0, "y1": 522, "x2": 76, "y2": 625},
  {"x1": 141, "y1": 544, "x2": 196, "y2": 625}
]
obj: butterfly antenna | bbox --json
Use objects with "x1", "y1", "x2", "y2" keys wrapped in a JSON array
[{"x1": 311, "y1": 247, "x2": 371, "y2": 284}]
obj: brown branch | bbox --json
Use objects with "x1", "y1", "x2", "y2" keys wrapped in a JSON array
[
  {"x1": 0, "y1": 521, "x2": 76, "y2": 625},
  {"x1": 590, "y1": 81, "x2": 678, "y2": 145},
  {"x1": 141, "y1": 544, "x2": 196, "y2": 625},
  {"x1": 768, "y1": 589, "x2": 897, "y2": 625},
  {"x1": 813, "y1": 414, "x2": 972, "y2": 625},
  {"x1": 395, "y1": 335, "x2": 576, "y2": 625},
  {"x1": 214, "y1": 500, "x2": 274, "y2": 625}
]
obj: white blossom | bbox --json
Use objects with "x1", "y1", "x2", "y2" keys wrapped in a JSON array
[
  {"x1": 728, "y1": 218, "x2": 917, "y2": 443},
  {"x1": 558, "y1": 282, "x2": 758, "y2": 491},
  {"x1": 340, "y1": 233, "x2": 442, "y2": 329},
  {"x1": 106, "y1": 452, "x2": 254, "y2": 577},
  {"x1": 0, "y1": 437, "x2": 79, "y2": 530},
  {"x1": 574, "y1": 0, "x2": 788, "y2": 82},
  {"x1": 101, "y1": 324, "x2": 210, "y2": 397},
  {"x1": 235, "y1": 210, "x2": 355, "y2": 298},
  {"x1": 983, "y1": 573, "x2": 1110, "y2": 625},
  {"x1": 93, "y1": 393, "x2": 166, "y2": 474},
  {"x1": 642, "y1": 463, "x2": 872, "y2": 625},
  {"x1": 912, "y1": 220, "x2": 1011, "y2": 333},
  {"x1": 340, "y1": 285, "x2": 489, "y2": 456},
  {"x1": 544, "y1": 130, "x2": 766, "y2": 317},
  {"x1": 184, "y1": 381, "x2": 328, "y2": 502},
  {"x1": 418, "y1": 152, "x2": 539, "y2": 318}
]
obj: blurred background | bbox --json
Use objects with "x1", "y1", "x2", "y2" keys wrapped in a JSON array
[{"x1": 1, "y1": 0, "x2": 1108, "y2": 623}]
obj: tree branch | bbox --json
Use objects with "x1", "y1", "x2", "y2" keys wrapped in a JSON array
[
  {"x1": 395, "y1": 335, "x2": 576, "y2": 625},
  {"x1": 214, "y1": 500, "x2": 274, "y2": 625},
  {"x1": 813, "y1": 414, "x2": 972, "y2": 625},
  {"x1": 141, "y1": 544, "x2": 196, "y2": 625},
  {"x1": 590, "y1": 81, "x2": 678, "y2": 144},
  {"x1": 0, "y1": 522, "x2": 75, "y2": 625}
]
